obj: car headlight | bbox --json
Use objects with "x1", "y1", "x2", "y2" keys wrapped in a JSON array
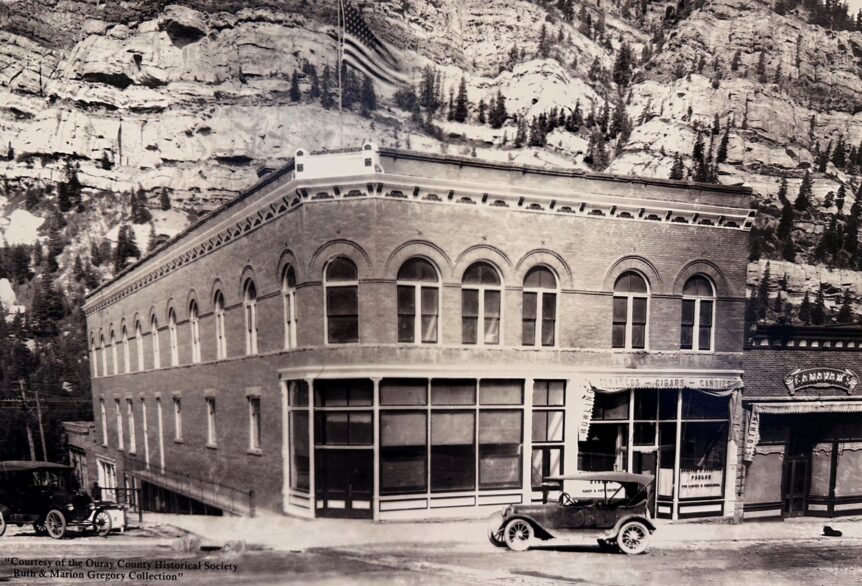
[
  {"x1": 66, "y1": 504, "x2": 75, "y2": 511},
  {"x1": 88, "y1": 503, "x2": 95, "y2": 510}
]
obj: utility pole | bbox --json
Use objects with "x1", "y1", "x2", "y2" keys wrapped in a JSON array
[
  {"x1": 18, "y1": 380, "x2": 36, "y2": 461},
  {"x1": 34, "y1": 387, "x2": 48, "y2": 461}
]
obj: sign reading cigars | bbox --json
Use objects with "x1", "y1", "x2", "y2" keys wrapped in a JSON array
[{"x1": 783, "y1": 367, "x2": 858, "y2": 395}]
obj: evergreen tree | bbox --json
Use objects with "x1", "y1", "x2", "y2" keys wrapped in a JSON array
[
  {"x1": 514, "y1": 116, "x2": 528, "y2": 148},
  {"x1": 777, "y1": 177, "x2": 789, "y2": 204},
  {"x1": 289, "y1": 70, "x2": 301, "y2": 102},
  {"x1": 730, "y1": 49, "x2": 742, "y2": 71},
  {"x1": 756, "y1": 262, "x2": 771, "y2": 320},
  {"x1": 587, "y1": 131, "x2": 609, "y2": 171},
  {"x1": 360, "y1": 74, "x2": 377, "y2": 117},
  {"x1": 159, "y1": 188, "x2": 171, "y2": 211},
  {"x1": 308, "y1": 67, "x2": 320, "y2": 100},
  {"x1": 811, "y1": 285, "x2": 827, "y2": 325},
  {"x1": 489, "y1": 91, "x2": 507, "y2": 129},
  {"x1": 799, "y1": 291, "x2": 812, "y2": 324},
  {"x1": 612, "y1": 42, "x2": 633, "y2": 87},
  {"x1": 773, "y1": 63, "x2": 782, "y2": 84},
  {"x1": 57, "y1": 161, "x2": 82, "y2": 213},
  {"x1": 669, "y1": 153, "x2": 685, "y2": 180},
  {"x1": 716, "y1": 128, "x2": 730, "y2": 163},
  {"x1": 755, "y1": 51, "x2": 767, "y2": 83},
  {"x1": 72, "y1": 254, "x2": 85, "y2": 282},
  {"x1": 453, "y1": 77, "x2": 469, "y2": 123},
  {"x1": 831, "y1": 134, "x2": 847, "y2": 168},
  {"x1": 90, "y1": 239, "x2": 104, "y2": 267},
  {"x1": 824, "y1": 190, "x2": 834, "y2": 209},
  {"x1": 147, "y1": 222, "x2": 157, "y2": 254},
  {"x1": 477, "y1": 99, "x2": 486, "y2": 124},
  {"x1": 320, "y1": 65, "x2": 335, "y2": 109},
  {"x1": 538, "y1": 24, "x2": 550, "y2": 58},
  {"x1": 777, "y1": 201, "x2": 795, "y2": 240},
  {"x1": 838, "y1": 288, "x2": 854, "y2": 323},
  {"x1": 836, "y1": 184, "x2": 846, "y2": 212},
  {"x1": 130, "y1": 188, "x2": 152, "y2": 224},
  {"x1": 794, "y1": 170, "x2": 813, "y2": 211}
]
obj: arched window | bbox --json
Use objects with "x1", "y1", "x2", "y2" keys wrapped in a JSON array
[
  {"x1": 612, "y1": 271, "x2": 649, "y2": 350},
  {"x1": 135, "y1": 321, "x2": 144, "y2": 371},
  {"x1": 168, "y1": 309, "x2": 179, "y2": 366},
  {"x1": 397, "y1": 258, "x2": 439, "y2": 343},
  {"x1": 110, "y1": 329, "x2": 118, "y2": 375},
  {"x1": 214, "y1": 291, "x2": 227, "y2": 359},
  {"x1": 90, "y1": 337, "x2": 98, "y2": 378},
  {"x1": 522, "y1": 266, "x2": 557, "y2": 347},
  {"x1": 681, "y1": 275, "x2": 715, "y2": 351},
  {"x1": 100, "y1": 334, "x2": 108, "y2": 377},
  {"x1": 244, "y1": 279, "x2": 259, "y2": 355},
  {"x1": 151, "y1": 316, "x2": 161, "y2": 369},
  {"x1": 189, "y1": 300, "x2": 201, "y2": 363},
  {"x1": 462, "y1": 261, "x2": 502, "y2": 345},
  {"x1": 121, "y1": 326, "x2": 130, "y2": 374},
  {"x1": 283, "y1": 266, "x2": 298, "y2": 349},
  {"x1": 325, "y1": 258, "x2": 359, "y2": 344}
]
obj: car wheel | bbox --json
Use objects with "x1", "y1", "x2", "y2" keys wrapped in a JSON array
[
  {"x1": 0, "y1": 511, "x2": 6, "y2": 537},
  {"x1": 616, "y1": 521, "x2": 649, "y2": 555},
  {"x1": 487, "y1": 524, "x2": 505, "y2": 547},
  {"x1": 597, "y1": 538, "x2": 618, "y2": 553},
  {"x1": 503, "y1": 519, "x2": 534, "y2": 552},
  {"x1": 33, "y1": 522, "x2": 47, "y2": 536},
  {"x1": 94, "y1": 510, "x2": 112, "y2": 537},
  {"x1": 45, "y1": 510, "x2": 67, "y2": 539}
]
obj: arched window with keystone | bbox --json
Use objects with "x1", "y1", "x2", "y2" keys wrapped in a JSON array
[
  {"x1": 681, "y1": 275, "x2": 715, "y2": 351},
  {"x1": 397, "y1": 258, "x2": 440, "y2": 344},
  {"x1": 462, "y1": 261, "x2": 502, "y2": 345},
  {"x1": 522, "y1": 266, "x2": 558, "y2": 347},
  {"x1": 612, "y1": 271, "x2": 649, "y2": 350}
]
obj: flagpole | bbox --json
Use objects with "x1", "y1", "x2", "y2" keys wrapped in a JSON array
[{"x1": 338, "y1": 0, "x2": 345, "y2": 148}]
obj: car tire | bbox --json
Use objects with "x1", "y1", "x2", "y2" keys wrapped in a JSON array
[
  {"x1": 45, "y1": 510, "x2": 67, "y2": 539},
  {"x1": 0, "y1": 510, "x2": 6, "y2": 537},
  {"x1": 33, "y1": 522, "x2": 47, "y2": 536},
  {"x1": 94, "y1": 510, "x2": 112, "y2": 537},
  {"x1": 597, "y1": 538, "x2": 618, "y2": 553},
  {"x1": 488, "y1": 524, "x2": 506, "y2": 547},
  {"x1": 616, "y1": 521, "x2": 649, "y2": 555},
  {"x1": 503, "y1": 518, "x2": 534, "y2": 552}
]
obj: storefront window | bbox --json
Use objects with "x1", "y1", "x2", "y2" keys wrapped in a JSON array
[
  {"x1": 479, "y1": 410, "x2": 522, "y2": 489},
  {"x1": 314, "y1": 379, "x2": 373, "y2": 407},
  {"x1": 380, "y1": 412, "x2": 427, "y2": 494},
  {"x1": 288, "y1": 381, "x2": 310, "y2": 491},
  {"x1": 579, "y1": 423, "x2": 628, "y2": 471},
  {"x1": 431, "y1": 411, "x2": 475, "y2": 491},
  {"x1": 678, "y1": 421, "x2": 727, "y2": 498},
  {"x1": 593, "y1": 391, "x2": 629, "y2": 420},
  {"x1": 380, "y1": 379, "x2": 427, "y2": 406}
]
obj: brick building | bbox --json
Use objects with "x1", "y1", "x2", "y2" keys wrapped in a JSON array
[
  {"x1": 741, "y1": 324, "x2": 862, "y2": 519},
  {"x1": 69, "y1": 144, "x2": 755, "y2": 521}
]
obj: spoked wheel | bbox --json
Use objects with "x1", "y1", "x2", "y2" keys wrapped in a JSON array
[
  {"x1": 93, "y1": 510, "x2": 112, "y2": 537},
  {"x1": 503, "y1": 519, "x2": 534, "y2": 552},
  {"x1": 0, "y1": 510, "x2": 6, "y2": 537},
  {"x1": 45, "y1": 509, "x2": 67, "y2": 539},
  {"x1": 488, "y1": 524, "x2": 505, "y2": 547},
  {"x1": 33, "y1": 522, "x2": 47, "y2": 536},
  {"x1": 616, "y1": 521, "x2": 649, "y2": 555}
]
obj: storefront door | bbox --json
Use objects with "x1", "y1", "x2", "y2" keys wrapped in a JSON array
[
  {"x1": 633, "y1": 450, "x2": 657, "y2": 517},
  {"x1": 315, "y1": 449, "x2": 373, "y2": 518},
  {"x1": 783, "y1": 457, "x2": 809, "y2": 517}
]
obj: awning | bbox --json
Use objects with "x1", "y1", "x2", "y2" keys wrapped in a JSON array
[
  {"x1": 575, "y1": 375, "x2": 744, "y2": 442},
  {"x1": 743, "y1": 400, "x2": 862, "y2": 461}
]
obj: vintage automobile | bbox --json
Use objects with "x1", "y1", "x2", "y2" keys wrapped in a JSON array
[
  {"x1": 0, "y1": 461, "x2": 121, "y2": 539},
  {"x1": 488, "y1": 472, "x2": 656, "y2": 555}
]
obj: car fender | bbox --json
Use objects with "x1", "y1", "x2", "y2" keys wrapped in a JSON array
[
  {"x1": 0, "y1": 504, "x2": 9, "y2": 519},
  {"x1": 500, "y1": 514, "x2": 555, "y2": 540},
  {"x1": 607, "y1": 514, "x2": 656, "y2": 538}
]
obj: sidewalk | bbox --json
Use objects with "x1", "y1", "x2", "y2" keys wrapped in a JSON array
[{"x1": 143, "y1": 511, "x2": 862, "y2": 552}]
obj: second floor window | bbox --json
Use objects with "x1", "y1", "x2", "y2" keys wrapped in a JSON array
[
  {"x1": 110, "y1": 330, "x2": 118, "y2": 376},
  {"x1": 127, "y1": 399, "x2": 136, "y2": 453},
  {"x1": 462, "y1": 262, "x2": 501, "y2": 345},
  {"x1": 612, "y1": 271, "x2": 649, "y2": 350},
  {"x1": 325, "y1": 257, "x2": 359, "y2": 344},
  {"x1": 206, "y1": 397, "x2": 217, "y2": 447},
  {"x1": 214, "y1": 291, "x2": 227, "y2": 359},
  {"x1": 168, "y1": 309, "x2": 179, "y2": 366},
  {"x1": 283, "y1": 266, "x2": 297, "y2": 349},
  {"x1": 397, "y1": 258, "x2": 439, "y2": 344},
  {"x1": 522, "y1": 266, "x2": 557, "y2": 347},
  {"x1": 244, "y1": 279, "x2": 258, "y2": 355},
  {"x1": 173, "y1": 397, "x2": 183, "y2": 441},
  {"x1": 189, "y1": 301, "x2": 201, "y2": 363},
  {"x1": 135, "y1": 321, "x2": 144, "y2": 371},
  {"x1": 99, "y1": 398, "x2": 108, "y2": 445},
  {"x1": 115, "y1": 399, "x2": 124, "y2": 450},
  {"x1": 121, "y1": 327, "x2": 130, "y2": 373},
  {"x1": 151, "y1": 316, "x2": 161, "y2": 369},
  {"x1": 681, "y1": 275, "x2": 715, "y2": 351},
  {"x1": 100, "y1": 335, "x2": 108, "y2": 377}
]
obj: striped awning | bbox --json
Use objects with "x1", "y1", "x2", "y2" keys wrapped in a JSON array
[{"x1": 743, "y1": 400, "x2": 862, "y2": 461}]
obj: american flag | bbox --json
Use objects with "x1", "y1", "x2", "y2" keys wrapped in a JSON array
[{"x1": 335, "y1": 2, "x2": 407, "y2": 86}]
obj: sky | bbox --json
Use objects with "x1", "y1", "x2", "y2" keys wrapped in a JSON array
[{"x1": 848, "y1": 0, "x2": 862, "y2": 14}]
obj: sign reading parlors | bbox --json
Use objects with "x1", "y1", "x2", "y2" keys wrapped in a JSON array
[{"x1": 784, "y1": 368, "x2": 858, "y2": 395}]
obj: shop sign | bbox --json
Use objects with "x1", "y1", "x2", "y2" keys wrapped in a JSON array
[
  {"x1": 783, "y1": 368, "x2": 858, "y2": 395},
  {"x1": 589, "y1": 376, "x2": 741, "y2": 392},
  {"x1": 578, "y1": 387, "x2": 596, "y2": 442},
  {"x1": 679, "y1": 469, "x2": 723, "y2": 498}
]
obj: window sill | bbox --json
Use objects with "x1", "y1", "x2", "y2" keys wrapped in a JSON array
[
  {"x1": 206, "y1": 443, "x2": 218, "y2": 450},
  {"x1": 247, "y1": 448, "x2": 262, "y2": 456}
]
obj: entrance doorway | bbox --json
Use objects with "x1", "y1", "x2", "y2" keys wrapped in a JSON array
[
  {"x1": 782, "y1": 421, "x2": 814, "y2": 517},
  {"x1": 315, "y1": 449, "x2": 373, "y2": 518},
  {"x1": 633, "y1": 450, "x2": 657, "y2": 517}
]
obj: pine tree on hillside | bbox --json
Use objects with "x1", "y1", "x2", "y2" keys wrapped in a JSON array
[
  {"x1": 57, "y1": 161, "x2": 82, "y2": 213},
  {"x1": 320, "y1": 65, "x2": 335, "y2": 109},
  {"x1": 587, "y1": 131, "x2": 609, "y2": 171},
  {"x1": 816, "y1": 140, "x2": 832, "y2": 172},
  {"x1": 838, "y1": 288, "x2": 854, "y2": 323},
  {"x1": 773, "y1": 63, "x2": 782, "y2": 84},
  {"x1": 538, "y1": 24, "x2": 550, "y2": 58},
  {"x1": 755, "y1": 51, "x2": 767, "y2": 83},
  {"x1": 147, "y1": 222, "x2": 157, "y2": 254},
  {"x1": 612, "y1": 42, "x2": 633, "y2": 87},
  {"x1": 730, "y1": 50, "x2": 742, "y2": 72},
  {"x1": 836, "y1": 184, "x2": 846, "y2": 212},
  {"x1": 289, "y1": 71, "x2": 301, "y2": 102},
  {"x1": 799, "y1": 291, "x2": 812, "y2": 324},
  {"x1": 308, "y1": 67, "x2": 321, "y2": 100},
  {"x1": 489, "y1": 91, "x2": 507, "y2": 129},
  {"x1": 477, "y1": 99, "x2": 486, "y2": 124},
  {"x1": 824, "y1": 191, "x2": 834, "y2": 208},
  {"x1": 72, "y1": 254, "x2": 85, "y2": 282},
  {"x1": 360, "y1": 74, "x2": 377, "y2": 117},
  {"x1": 669, "y1": 153, "x2": 685, "y2": 180},
  {"x1": 832, "y1": 134, "x2": 847, "y2": 168},
  {"x1": 777, "y1": 177, "x2": 789, "y2": 204},
  {"x1": 777, "y1": 202, "x2": 795, "y2": 240},
  {"x1": 453, "y1": 77, "x2": 469, "y2": 123},
  {"x1": 756, "y1": 262, "x2": 771, "y2": 320},
  {"x1": 794, "y1": 171, "x2": 813, "y2": 211},
  {"x1": 159, "y1": 187, "x2": 171, "y2": 211},
  {"x1": 811, "y1": 285, "x2": 827, "y2": 325},
  {"x1": 130, "y1": 188, "x2": 152, "y2": 224},
  {"x1": 90, "y1": 239, "x2": 104, "y2": 267}
]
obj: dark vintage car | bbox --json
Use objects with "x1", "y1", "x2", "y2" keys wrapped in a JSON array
[
  {"x1": 488, "y1": 472, "x2": 657, "y2": 555},
  {"x1": 0, "y1": 461, "x2": 117, "y2": 539}
]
